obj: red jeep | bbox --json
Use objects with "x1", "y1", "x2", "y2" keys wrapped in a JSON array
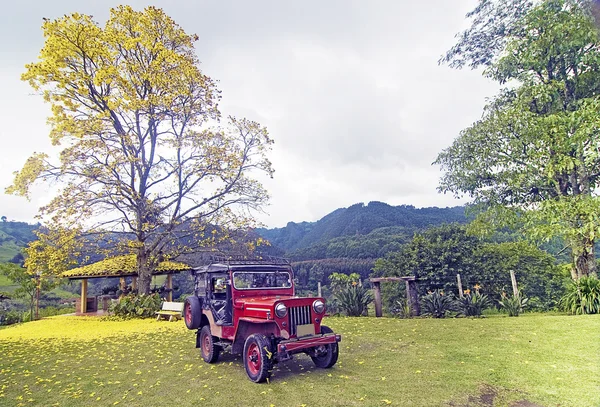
[{"x1": 183, "y1": 258, "x2": 341, "y2": 383}]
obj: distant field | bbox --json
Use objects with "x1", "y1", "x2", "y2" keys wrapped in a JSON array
[
  {"x1": 0, "y1": 242, "x2": 20, "y2": 263},
  {"x1": 0, "y1": 314, "x2": 598, "y2": 407}
]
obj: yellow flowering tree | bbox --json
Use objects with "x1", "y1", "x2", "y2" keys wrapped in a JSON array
[{"x1": 8, "y1": 6, "x2": 274, "y2": 293}]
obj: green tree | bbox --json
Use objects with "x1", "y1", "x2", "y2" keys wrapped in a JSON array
[
  {"x1": 437, "y1": 0, "x2": 600, "y2": 279},
  {"x1": 7, "y1": 7, "x2": 273, "y2": 293},
  {"x1": 373, "y1": 224, "x2": 564, "y2": 309},
  {"x1": 0, "y1": 263, "x2": 56, "y2": 321}
]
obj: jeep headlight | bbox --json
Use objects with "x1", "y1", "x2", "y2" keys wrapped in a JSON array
[
  {"x1": 312, "y1": 300, "x2": 325, "y2": 314},
  {"x1": 275, "y1": 303, "x2": 287, "y2": 318}
]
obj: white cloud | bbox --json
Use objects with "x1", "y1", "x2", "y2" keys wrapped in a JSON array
[{"x1": 0, "y1": 0, "x2": 496, "y2": 228}]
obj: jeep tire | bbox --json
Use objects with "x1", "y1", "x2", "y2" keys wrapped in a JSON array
[
  {"x1": 199, "y1": 325, "x2": 221, "y2": 363},
  {"x1": 310, "y1": 325, "x2": 339, "y2": 368},
  {"x1": 184, "y1": 296, "x2": 202, "y2": 330},
  {"x1": 243, "y1": 334, "x2": 273, "y2": 383}
]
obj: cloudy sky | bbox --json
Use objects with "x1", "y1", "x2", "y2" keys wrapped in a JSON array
[{"x1": 0, "y1": 0, "x2": 498, "y2": 228}]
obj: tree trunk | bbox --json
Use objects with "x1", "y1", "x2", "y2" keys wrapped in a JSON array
[
  {"x1": 137, "y1": 250, "x2": 152, "y2": 295},
  {"x1": 573, "y1": 239, "x2": 598, "y2": 279}
]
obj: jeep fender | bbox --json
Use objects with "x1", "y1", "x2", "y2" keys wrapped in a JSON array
[{"x1": 231, "y1": 318, "x2": 279, "y2": 355}]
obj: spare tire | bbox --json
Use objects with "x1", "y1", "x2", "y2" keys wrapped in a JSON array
[{"x1": 184, "y1": 296, "x2": 202, "y2": 329}]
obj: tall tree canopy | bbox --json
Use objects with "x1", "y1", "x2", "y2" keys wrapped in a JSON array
[
  {"x1": 7, "y1": 7, "x2": 274, "y2": 293},
  {"x1": 437, "y1": 0, "x2": 600, "y2": 279}
]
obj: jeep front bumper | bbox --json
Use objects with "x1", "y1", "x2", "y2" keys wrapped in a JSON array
[{"x1": 277, "y1": 333, "x2": 341, "y2": 354}]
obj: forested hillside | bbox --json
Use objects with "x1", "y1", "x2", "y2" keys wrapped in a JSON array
[
  {"x1": 256, "y1": 202, "x2": 468, "y2": 291},
  {"x1": 0, "y1": 221, "x2": 37, "y2": 262},
  {"x1": 257, "y1": 202, "x2": 466, "y2": 252}
]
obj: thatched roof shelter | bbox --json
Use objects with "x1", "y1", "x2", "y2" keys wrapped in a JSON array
[
  {"x1": 61, "y1": 254, "x2": 191, "y2": 279},
  {"x1": 61, "y1": 255, "x2": 192, "y2": 314}
]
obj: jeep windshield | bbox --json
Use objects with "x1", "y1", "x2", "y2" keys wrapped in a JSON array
[{"x1": 232, "y1": 271, "x2": 292, "y2": 290}]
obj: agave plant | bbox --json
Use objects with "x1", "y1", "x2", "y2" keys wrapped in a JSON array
[
  {"x1": 334, "y1": 284, "x2": 374, "y2": 317},
  {"x1": 498, "y1": 292, "x2": 529, "y2": 317},
  {"x1": 421, "y1": 290, "x2": 456, "y2": 318},
  {"x1": 456, "y1": 291, "x2": 492, "y2": 317},
  {"x1": 393, "y1": 299, "x2": 412, "y2": 319},
  {"x1": 561, "y1": 276, "x2": 600, "y2": 315}
]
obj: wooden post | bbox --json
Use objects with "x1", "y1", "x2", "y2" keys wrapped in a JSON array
[
  {"x1": 167, "y1": 274, "x2": 173, "y2": 302},
  {"x1": 510, "y1": 270, "x2": 519, "y2": 296},
  {"x1": 35, "y1": 275, "x2": 40, "y2": 320},
  {"x1": 317, "y1": 282, "x2": 322, "y2": 297},
  {"x1": 132, "y1": 277, "x2": 137, "y2": 291},
  {"x1": 372, "y1": 281, "x2": 382, "y2": 317},
  {"x1": 119, "y1": 277, "x2": 126, "y2": 291},
  {"x1": 402, "y1": 276, "x2": 420, "y2": 317},
  {"x1": 80, "y1": 279, "x2": 88, "y2": 313},
  {"x1": 456, "y1": 274, "x2": 464, "y2": 298}
]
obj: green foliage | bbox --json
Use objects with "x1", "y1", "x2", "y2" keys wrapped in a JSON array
[
  {"x1": 328, "y1": 272, "x2": 360, "y2": 292},
  {"x1": 499, "y1": 293, "x2": 529, "y2": 317},
  {"x1": 109, "y1": 293, "x2": 162, "y2": 318},
  {"x1": 260, "y1": 203, "x2": 466, "y2": 254},
  {"x1": 333, "y1": 283, "x2": 373, "y2": 317},
  {"x1": 0, "y1": 221, "x2": 37, "y2": 263},
  {"x1": 373, "y1": 224, "x2": 567, "y2": 310},
  {"x1": 293, "y1": 258, "x2": 375, "y2": 292},
  {"x1": 438, "y1": 0, "x2": 600, "y2": 278},
  {"x1": 421, "y1": 290, "x2": 456, "y2": 318},
  {"x1": 0, "y1": 310, "x2": 23, "y2": 326},
  {"x1": 393, "y1": 299, "x2": 412, "y2": 319},
  {"x1": 560, "y1": 276, "x2": 600, "y2": 315},
  {"x1": 456, "y1": 291, "x2": 492, "y2": 317},
  {"x1": 0, "y1": 262, "x2": 58, "y2": 321}
]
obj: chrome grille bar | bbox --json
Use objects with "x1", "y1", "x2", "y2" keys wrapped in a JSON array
[{"x1": 288, "y1": 305, "x2": 312, "y2": 336}]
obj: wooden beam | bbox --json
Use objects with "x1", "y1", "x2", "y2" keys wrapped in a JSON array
[
  {"x1": 167, "y1": 274, "x2": 173, "y2": 302},
  {"x1": 402, "y1": 277, "x2": 420, "y2": 317},
  {"x1": 80, "y1": 279, "x2": 88, "y2": 313},
  {"x1": 370, "y1": 277, "x2": 404, "y2": 283}
]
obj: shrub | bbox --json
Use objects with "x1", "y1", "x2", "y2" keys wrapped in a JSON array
[
  {"x1": 498, "y1": 293, "x2": 528, "y2": 316},
  {"x1": 334, "y1": 284, "x2": 373, "y2": 317},
  {"x1": 39, "y1": 306, "x2": 76, "y2": 318},
  {"x1": 109, "y1": 293, "x2": 162, "y2": 318},
  {"x1": 456, "y1": 291, "x2": 492, "y2": 317},
  {"x1": 421, "y1": 290, "x2": 456, "y2": 318},
  {"x1": 393, "y1": 299, "x2": 412, "y2": 319},
  {"x1": 561, "y1": 276, "x2": 600, "y2": 315},
  {"x1": 0, "y1": 310, "x2": 23, "y2": 326}
]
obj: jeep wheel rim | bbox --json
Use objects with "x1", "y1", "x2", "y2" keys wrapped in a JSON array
[
  {"x1": 246, "y1": 343, "x2": 261, "y2": 375},
  {"x1": 202, "y1": 333, "x2": 211, "y2": 355},
  {"x1": 185, "y1": 304, "x2": 192, "y2": 325}
]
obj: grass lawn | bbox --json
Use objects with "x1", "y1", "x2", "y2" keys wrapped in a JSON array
[{"x1": 0, "y1": 314, "x2": 598, "y2": 407}]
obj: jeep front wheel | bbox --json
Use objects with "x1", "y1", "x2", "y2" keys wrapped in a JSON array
[
  {"x1": 310, "y1": 325, "x2": 339, "y2": 368},
  {"x1": 199, "y1": 325, "x2": 220, "y2": 363},
  {"x1": 243, "y1": 334, "x2": 273, "y2": 383}
]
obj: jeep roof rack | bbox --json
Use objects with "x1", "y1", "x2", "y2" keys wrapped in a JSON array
[{"x1": 207, "y1": 254, "x2": 291, "y2": 266}]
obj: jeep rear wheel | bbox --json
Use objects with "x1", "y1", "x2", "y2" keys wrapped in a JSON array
[
  {"x1": 199, "y1": 325, "x2": 220, "y2": 363},
  {"x1": 243, "y1": 334, "x2": 273, "y2": 383},
  {"x1": 310, "y1": 325, "x2": 339, "y2": 369},
  {"x1": 184, "y1": 296, "x2": 202, "y2": 330}
]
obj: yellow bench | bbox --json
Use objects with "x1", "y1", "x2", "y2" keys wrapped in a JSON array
[{"x1": 155, "y1": 301, "x2": 184, "y2": 321}]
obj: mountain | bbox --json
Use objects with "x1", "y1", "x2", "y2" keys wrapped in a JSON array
[
  {"x1": 257, "y1": 201, "x2": 466, "y2": 252},
  {"x1": 0, "y1": 221, "x2": 38, "y2": 262}
]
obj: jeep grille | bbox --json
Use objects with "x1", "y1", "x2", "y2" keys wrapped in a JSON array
[{"x1": 289, "y1": 305, "x2": 312, "y2": 336}]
